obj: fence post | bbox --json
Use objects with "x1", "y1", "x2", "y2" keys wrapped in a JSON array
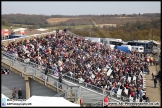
[
  {"x1": 65, "y1": 90, "x2": 67, "y2": 98},
  {"x1": 9, "y1": 59, "x2": 12, "y2": 70},
  {"x1": 74, "y1": 92, "x2": 77, "y2": 102},
  {"x1": 44, "y1": 76, "x2": 46, "y2": 86},
  {"x1": 103, "y1": 89, "x2": 104, "y2": 107},
  {"x1": 21, "y1": 66, "x2": 24, "y2": 77},
  {"x1": 24, "y1": 66, "x2": 26, "y2": 73},
  {"x1": 11, "y1": 59, "x2": 14, "y2": 67},
  {"x1": 35, "y1": 68, "x2": 36, "y2": 75},
  {"x1": 32, "y1": 68, "x2": 35, "y2": 79},
  {"x1": 79, "y1": 86, "x2": 81, "y2": 97},
  {"x1": 56, "y1": 81, "x2": 58, "y2": 92}
]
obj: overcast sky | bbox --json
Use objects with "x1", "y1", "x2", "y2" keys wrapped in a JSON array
[{"x1": 2, "y1": 1, "x2": 161, "y2": 15}]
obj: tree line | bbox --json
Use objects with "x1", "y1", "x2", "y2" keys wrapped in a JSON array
[
  {"x1": 2, "y1": 13, "x2": 160, "y2": 28},
  {"x1": 1, "y1": 14, "x2": 160, "y2": 41},
  {"x1": 69, "y1": 19, "x2": 161, "y2": 41}
]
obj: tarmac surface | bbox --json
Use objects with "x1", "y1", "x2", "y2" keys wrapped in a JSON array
[{"x1": 145, "y1": 64, "x2": 161, "y2": 106}]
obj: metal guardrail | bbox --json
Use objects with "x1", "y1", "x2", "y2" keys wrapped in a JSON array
[
  {"x1": 54, "y1": 90, "x2": 66, "y2": 97},
  {"x1": 63, "y1": 74, "x2": 134, "y2": 103},
  {"x1": 1, "y1": 51, "x2": 134, "y2": 103},
  {"x1": 1, "y1": 31, "x2": 140, "y2": 106},
  {"x1": 1, "y1": 51, "x2": 59, "y2": 76},
  {"x1": 1, "y1": 53, "x2": 80, "y2": 101},
  {"x1": 2, "y1": 30, "x2": 143, "y2": 104}
]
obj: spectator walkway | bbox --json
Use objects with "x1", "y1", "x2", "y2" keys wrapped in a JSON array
[{"x1": 145, "y1": 65, "x2": 161, "y2": 105}]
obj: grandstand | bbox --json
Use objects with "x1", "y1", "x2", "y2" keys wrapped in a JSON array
[{"x1": 1, "y1": 30, "x2": 156, "y2": 107}]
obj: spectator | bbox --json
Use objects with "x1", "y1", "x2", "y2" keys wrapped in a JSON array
[
  {"x1": 45, "y1": 68, "x2": 48, "y2": 82},
  {"x1": 142, "y1": 93, "x2": 150, "y2": 102},
  {"x1": 150, "y1": 57, "x2": 153, "y2": 66},
  {"x1": 152, "y1": 73, "x2": 154, "y2": 80},
  {"x1": 154, "y1": 77, "x2": 157, "y2": 88},
  {"x1": 2, "y1": 32, "x2": 150, "y2": 102},
  {"x1": 103, "y1": 95, "x2": 109, "y2": 107},
  {"x1": 121, "y1": 91, "x2": 127, "y2": 99},
  {"x1": 12, "y1": 87, "x2": 17, "y2": 99},
  {"x1": 139, "y1": 87, "x2": 143, "y2": 102},
  {"x1": 59, "y1": 72, "x2": 63, "y2": 89},
  {"x1": 130, "y1": 90, "x2": 135, "y2": 97},
  {"x1": 18, "y1": 88, "x2": 22, "y2": 99}
]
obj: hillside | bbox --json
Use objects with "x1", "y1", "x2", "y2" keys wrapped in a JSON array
[
  {"x1": 1, "y1": 13, "x2": 160, "y2": 41},
  {"x1": 2, "y1": 13, "x2": 160, "y2": 28}
]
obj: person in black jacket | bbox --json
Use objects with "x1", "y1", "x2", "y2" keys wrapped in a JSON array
[
  {"x1": 18, "y1": 88, "x2": 22, "y2": 99},
  {"x1": 45, "y1": 68, "x2": 48, "y2": 75},
  {"x1": 154, "y1": 77, "x2": 157, "y2": 88},
  {"x1": 142, "y1": 93, "x2": 150, "y2": 102},
  {"x1": 45, "y1": 68, "x2": 48, "y2": 82},
  {"x1": 58, "y1": 72, "x2": 63, "y2": 89}
]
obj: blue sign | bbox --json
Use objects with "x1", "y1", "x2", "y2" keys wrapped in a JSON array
[
  {"x1": 2, "y1": 98, "x2": 6, "y2": 106},
  {"x1": 2, "y1": 98, "x2": 6, "y2": 102},
  {"x1": 2, "y1": 102, "x2": 6, "y2": 106}
]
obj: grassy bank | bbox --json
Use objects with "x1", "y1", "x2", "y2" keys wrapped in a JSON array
[
  {"x1": 44, "y1": 25, "x2": 93, "y2": 30},
  {"x1": 2, "y1": 25, "x2": 19, "y2": 29}
]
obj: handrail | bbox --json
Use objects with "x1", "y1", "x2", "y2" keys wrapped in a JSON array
[
  {"x1": 1, "y1": 31, "x2": 149, "y2": 104},
  {"x1": 1, "y1": 53, "x2": 80, "y2": 101},
  {"x1": 54, "y1": 90, "x2": 66, "y2": 97},
  {"x1": 1, "y1": 51, "x2": 133, "y2": 102},
  {"x1": 63, "y1": 74, "x2": 133, "y2": 102}
]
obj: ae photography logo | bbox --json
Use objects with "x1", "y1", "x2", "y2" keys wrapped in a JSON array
[{"x1": 2, "y1": 98, "x2": 6, "y2": 106}]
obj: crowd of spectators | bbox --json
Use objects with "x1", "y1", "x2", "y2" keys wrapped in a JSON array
[{"x1": 2, "y1": 32, "x2": 152, "y2": 102}]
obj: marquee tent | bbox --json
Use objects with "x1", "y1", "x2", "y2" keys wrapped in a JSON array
[{"x1": 23, "y1": 95, "x2": 80, "y2": 107}]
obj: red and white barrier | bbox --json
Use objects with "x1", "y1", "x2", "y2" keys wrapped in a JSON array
[
  {"x1": 20, "y1": 30, "x2": 25, "y2": 35},
  {"x1": 4, "y1": 29, "x2": 9, "y2": 36},
  {"x1": 1, "y1": 29, "x2": 9, "y2": 37}
]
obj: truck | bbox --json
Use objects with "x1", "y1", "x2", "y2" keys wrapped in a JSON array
[
  {"x1": 106, "y1": 44, "x2": 115, "y2": 50},
  {"x1": 9, "y1": 34, "x2": 25, "y2": 39},
  {"x1": 131, "y1": 46, "x2": 144, "y2": 53},
  {"x1": 121, "y1": 45, "x2": 132, "y2": 51},
  {"x1": 115, "y1": 46, "x2": 131, "y2": 53}
]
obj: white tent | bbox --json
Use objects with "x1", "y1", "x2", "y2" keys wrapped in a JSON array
[
  {"x1": 2, "y1": 94, "x2": 9, "y2": 99},
  {"x1": 24, "y1": 95, "x2": 80, "y2": 107}
]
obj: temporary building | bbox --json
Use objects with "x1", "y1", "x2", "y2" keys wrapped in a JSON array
[{"x1": 23, "y1": 95, "x2": 80, "y2": 107}]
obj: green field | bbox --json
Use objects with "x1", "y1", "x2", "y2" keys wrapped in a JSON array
[
  {"x1": 2, "y1": 25, "x2": 19, "y2": 29},
  {"x1": 2, "y1": 24, "x2": 93, "y2": 30},
  {"x1": 12, "y1": 24, "x2": 34, "y2": 27},
  {"x1": 44, "y1": 25, "x2": 93, "y2": 30}
]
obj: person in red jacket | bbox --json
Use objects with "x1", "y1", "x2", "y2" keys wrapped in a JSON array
[{"x1": 103, "y1": 95, "x2": 109, "y2": 107}]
